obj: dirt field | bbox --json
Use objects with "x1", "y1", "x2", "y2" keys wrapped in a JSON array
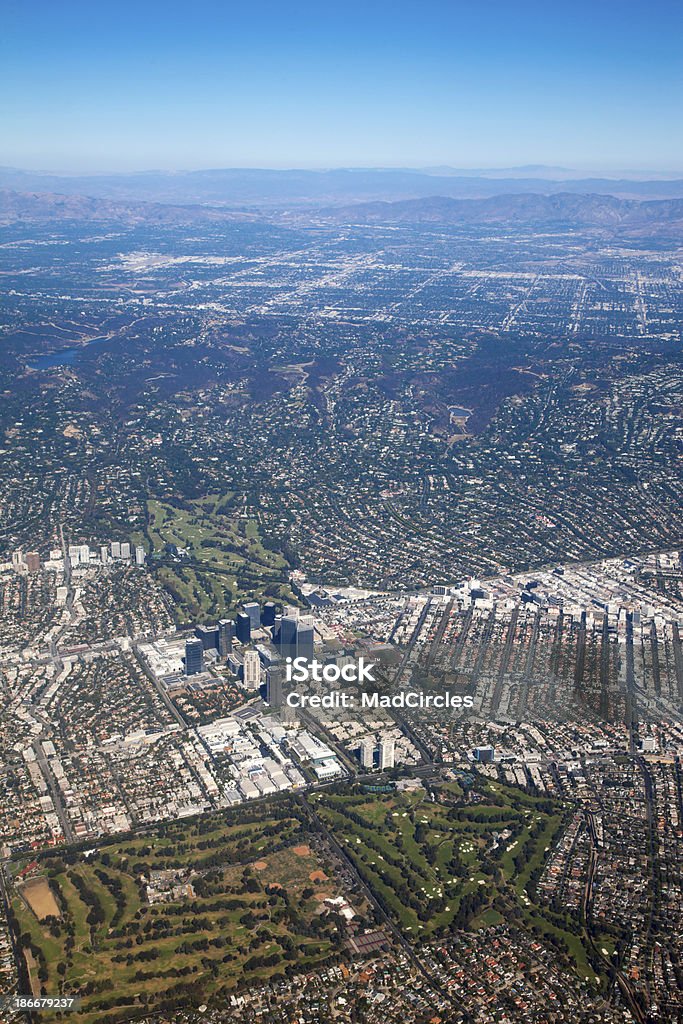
[
  {"x1": 293, "y1": 844, "x2": 311, "y2": 857},
  {"x1": 21, "y1": 877, "x2": 60, "y2": 920},
  {"x1": 309, "y1": 869, "x2": 327, "y2": 882},
  {"x1": 252, "y1": 860, "x2": 268, "y2": 870}
]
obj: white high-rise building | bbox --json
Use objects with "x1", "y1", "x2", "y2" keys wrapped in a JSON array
[
  {"x1": 379, "y1": 737, "x2": 395, "y2": 771},
  {"x1": 360, "y1": 737, "x2": 375, "y2": 769},
  {"x1": 79, "y1": 544, "x2": 90, "y2": 564},
  {"x1": 100, "y1": 545, "x2": 109, "y2": 564},
  {"x1": 120, "y1": 542, "x2": 131, "y2": 560},
  {"x1": 243, "y1": 649, "x2": 261, "y2": 690},
  {"x1": 135, "y1": 545, "x2": 146, "y2": 566},
  {"x1": 110, "y1": 541, "x2": 121, "y2": 558}
]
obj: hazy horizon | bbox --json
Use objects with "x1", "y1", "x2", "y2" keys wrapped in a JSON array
[{"x1": 3, "y1": 163, "x2": 683, "y2": 183}]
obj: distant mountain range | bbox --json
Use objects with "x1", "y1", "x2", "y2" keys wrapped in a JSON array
[
  {"x1": 0, "y1": 190, "x2": 249, "y2": 227},
  {"x1": 2, "y1": 188, "x2": 683, "y2": 240},
  {"x1": 1, "y1": 165, "x2": 683, "y2": 206},
  {"x1": 314, "y1": 193, "x2": 683, "y2": 233}
]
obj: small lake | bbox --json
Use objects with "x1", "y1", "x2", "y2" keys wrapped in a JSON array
[
  {"x1": 29, "y1": 335, "x2": 111, "y2": 369},
  {"x1": 449, "y1": 405, "x2": 473, "y2": 419}
]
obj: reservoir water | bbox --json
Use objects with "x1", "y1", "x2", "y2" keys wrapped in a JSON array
[
  {"x1": 448, "y1": 405, "x2": 473, "y2": 419},
  {"x1": 30, "y1": 335, "x2": 111, "y2": 369}
]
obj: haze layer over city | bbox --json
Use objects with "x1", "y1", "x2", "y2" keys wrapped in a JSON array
[{"x1": 1, "y1": 1, "x2": 683, "y2": 1023}]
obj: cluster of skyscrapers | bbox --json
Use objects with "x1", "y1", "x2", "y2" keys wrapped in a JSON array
[{"x1": 182, "y1": 601, "x2": 315, "y2": 708}]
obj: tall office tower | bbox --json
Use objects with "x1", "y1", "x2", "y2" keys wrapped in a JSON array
[
  {"x1": 79, "y1": 544, "x2": 90, "y2": 565},
  {"x1": 262, "y1": 602, "x2": 276, "y2": 627},
  {"x1": 218, "y1": 619, "x2": 234, "y2": 658},
  {"x1": 296, "y1": 616, "x2": 315, "y2": 661},
  {"x1": 120, "y1": 542, "x2": 131, "y2": 560},
  {"x1": 243, "y1": 601, "x2": 261, "y2": 630},
  {"x1": 242, "y1": 649, "x2": 261, "y2": 690},
  {"x1": 266, "y1": 665, "x2": 285, "y2": 709},
  {"x1": 185, "y1": 638, "x2": 204, "y2": 676},
  {"x1": 360, "y1": 737, "x2": 376, "y2": 769},
  {"x1": 100, "y1": 545, "x2": 109, "y2": 564},
  {"x1": 25, "y1": 552, "x2": 41, "y2": 572},
  {"x1": 11, "y1": 550, "x2": 23, "y2": 567},
  {"x1": 195, "y1": 625, "x2": 219, "y2": 650},
  {"x1": 135, "y1": 545, "x2": 146, "y2": 565},
  {"x1": 110, "y1": 541, "x2": 121, "y2": 558},
  {"x1": 236, "y1": 612, "x2": 251, "y2": 644},
  {"x1": 378, "y1": 737, "x2": 395, "y2": 770},
  {"x1": 68, "y1": 545, "x2": 81, "y2": 563},
  {"x1": 278, "y1": 615, "x2": 298, "y2": 659}
]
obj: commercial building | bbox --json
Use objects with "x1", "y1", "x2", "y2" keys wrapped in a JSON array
[
  {"x1": 195, "y1": 625, "x2": 219, "y2": 651},
  {"x1": 236, "y1": 612, "x2": 251, "y2": 644},
  {"x1": 243, "y1": 601, "x2": 261, "y2": 630},
  {"x1": 185, "y1": 638, "x2": 204, "y2": 676},
  {"x1": 218, "y1": 619, "x2": 234, "y2": 658},
  {"x1": 474, "y1": 746, "x2": 495, "y2": 764},
  {"x1": 278, "y1": 614, "x2": 298, "y2": 658},
  {"x1": 277, "y1": 613, "x2": 315, "y2": 661},
  {"x1": 266, "y1": 665, "x2": 285, "y2": 709},
  {"x1": 243, "y1": 649, "x2": 261, "y2": 691},
  {"x1": 296, "y1": 616, "x2": 315, "y2": 661}
]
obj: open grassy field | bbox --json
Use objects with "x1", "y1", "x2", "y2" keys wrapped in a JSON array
[
  {"x1": 145, "y1": 495, "x2": 297, "y2": 620},
  {"x1": 10, "y1": 803, "x2": 351, "y2": 1023}
]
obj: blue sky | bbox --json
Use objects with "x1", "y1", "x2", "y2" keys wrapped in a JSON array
[{"x1": 2, "y1": 0, "x2": 682, "y2": 172}]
